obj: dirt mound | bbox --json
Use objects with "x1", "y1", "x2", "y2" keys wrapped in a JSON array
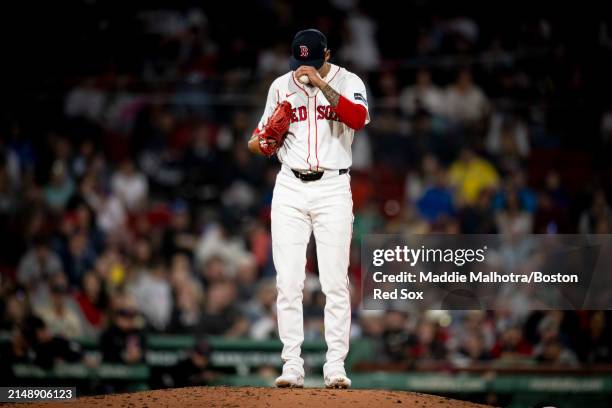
[{"x1": 10, "y1": 386, "x2": 493, "y2": 408}]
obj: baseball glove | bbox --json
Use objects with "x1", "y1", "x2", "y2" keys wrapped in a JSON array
[{"x1": 256, "y1": 101, "x2": 292, "y2": 157}]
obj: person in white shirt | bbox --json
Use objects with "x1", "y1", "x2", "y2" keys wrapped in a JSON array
[
  {"x1": 445, "y1": 68, "x2": 489, "y2": 124},
  {"x1": 399, "y1": 69, "x2": 445, "y2": 117},
  {"x1": 111, "y1": 159, "x2": 148, "y2": 212}
]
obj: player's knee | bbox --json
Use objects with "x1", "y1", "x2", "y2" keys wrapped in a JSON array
[
  {"x1": 320, "y1": 283, "x2": 350, "y2": 299},
  {"x1": 276, "y1": 282, "x2": 305, "y2": 299}
]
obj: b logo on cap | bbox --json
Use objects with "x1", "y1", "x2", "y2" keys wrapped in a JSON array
[{"x1": 299, "y1": 45, "x2": 309, "y2": 57}]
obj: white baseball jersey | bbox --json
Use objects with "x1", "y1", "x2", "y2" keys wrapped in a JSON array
[{"x1": 257, "y1": 64, "x2": 370, "y2": 171}]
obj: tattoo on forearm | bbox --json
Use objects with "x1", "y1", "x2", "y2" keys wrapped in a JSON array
[{"x1": 321, "y1": 83, "x2": 340, "y2": 107}]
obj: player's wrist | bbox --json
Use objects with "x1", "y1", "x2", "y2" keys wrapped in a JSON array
[{"x1": 313, "y1": 78, "x2": 327, "y2": 89}]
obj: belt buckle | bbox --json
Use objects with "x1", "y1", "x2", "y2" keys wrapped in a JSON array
[{"x1": 294, "y1": 169, "x2": 323, "y2": 182}]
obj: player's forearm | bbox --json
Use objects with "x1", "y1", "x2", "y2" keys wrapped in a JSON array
[
  {"x1": 248, "y1": 131, "x2": 266, "y2": 156},
  {"x1": 320, "y1": 83, "x2": 340, "y2": 107},
  {"x1": 317, "y1": 81, "x2": 366, "y2": 130}
]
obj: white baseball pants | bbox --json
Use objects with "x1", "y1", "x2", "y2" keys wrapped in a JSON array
[{"x1": 271, "y1": 165, "x2": 353, "y2": 377}]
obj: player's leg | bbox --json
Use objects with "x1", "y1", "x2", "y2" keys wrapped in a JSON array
[
  {"x1": 271, "y1": 170, "x2": 311, "y2": 386},
  {"x1": 311, "y1": 172, "x2": 353, "y2": 387}
]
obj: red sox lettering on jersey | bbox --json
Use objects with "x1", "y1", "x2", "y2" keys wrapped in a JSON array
[{"x1": 289, "y1": 105, "x2": 342, "y2": 124}]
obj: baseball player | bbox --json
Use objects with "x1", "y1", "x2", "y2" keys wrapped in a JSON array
[{"x1": 248, "y1": 29, "x2": 369, "y2": 388}]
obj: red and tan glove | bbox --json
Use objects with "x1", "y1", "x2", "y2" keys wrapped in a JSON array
[{"x1": 254, "y1": 101, "x2": 292, "y2": 157}]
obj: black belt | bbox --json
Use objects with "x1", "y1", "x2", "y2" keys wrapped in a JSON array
[{"x1": 291, "y1": 168, "x2": 349, "y2": 182}]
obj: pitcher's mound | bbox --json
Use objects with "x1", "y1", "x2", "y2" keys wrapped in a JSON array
[{"x1": 20, "y1": 386, "x2": 493, "y2": 408}]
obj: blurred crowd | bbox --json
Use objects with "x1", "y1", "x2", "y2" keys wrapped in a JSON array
[{"x1": 2, "y1": 0, "x2": 612, "y2": 381}]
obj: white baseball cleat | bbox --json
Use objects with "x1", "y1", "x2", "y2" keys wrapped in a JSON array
[
  {"x1": 324, "y1": 373, "x2": 352, "y2": 389},
  {"x1": 274, "y1": 367, "x2": 304, "y2": 388}
]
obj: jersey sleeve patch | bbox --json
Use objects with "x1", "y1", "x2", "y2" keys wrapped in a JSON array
[{"x1": 354, "y1": 92, "x2": 367, "y2": 106}]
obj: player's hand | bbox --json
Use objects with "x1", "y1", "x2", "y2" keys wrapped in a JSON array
[
  {"x1": 262, "y1": 138, "x2": 278, "y2": 150},
  {"x1": 295, "y1": 66, "x2": 325, "y2": 88}
]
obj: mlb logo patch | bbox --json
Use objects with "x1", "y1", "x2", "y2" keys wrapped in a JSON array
[{"x1": 354, "y1": 93, "x2": 367, "y2": 105}]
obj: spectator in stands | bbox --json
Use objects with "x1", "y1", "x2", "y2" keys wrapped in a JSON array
[
  {"x1": 416, "y1": 165, "x2": 456, "y2": 224},
  {"x1": 0, "y1": 327, "x2": 30, "y2": 381},
  {"x1": 449, "y1": 148, "x2": 500, "y2": 206},
  {"x1": 235, "y1": 255, "x2": 259, "y2": 302},
  {"x1": 246, "y1": 221, "x2": 272, "y2": 274},
  {"x1": 158, "y1": 340, "x2": 216, "y2": 388},
  {"x1": 168, "y1": 281, "x2": 202, "y2": 334},
  {"x1": 492, "y1": 170, "x2": 537, "y2": 214},
  {"x1": 72, "y1": 139, "x2": 96, "y2": 178},
  {"x1": 338, "y1": 7, "x2": 380, "y2": 72},
  {"x1": 576, "y1": 311, "x2": 612, "y2": 363},
  {"x1": 495, "y1": 190, "x2": 533, "y2": 237},
  {"x1": 0, "y1": 289, "x2": 31, "y2": 331},
  {"x1": 486, "y1": 112, "x2": 530, "y2": 173},
  {"x1": 381, "y1": 311, "x2": 411, "y2": 362},
  {"x1": 44, "y1": 161, "x2": 74, "y2": 212},
  {"x1": 399, "y1": 69, "x2": 445, "y2": 118},
  {"x1": 353, "y1": 200, "x2": 385, "y2": 242},
  {"x1": 578, "y1": 189, "x2": 612, "y2": 234},
  {"x1": 198, "y1": 256, "x2": 227, "y2": 286},
  {"x1": 247, "y1": 279, "x2": 277, "y2": 340},
  {"x1": 64, "y1": 201, "x2": 105, "y2": 255},
  {"x1": 195, "y1": 222, "x2": 251, "y2": 277},
  {"x1": 358, "y1": 310, "x2": 386, "y2": 340},
  {"x1": 60, "y1": 231, "x2": 97, "y2": 287},
  {"x1": 257, "y1": 42, "x2": 291, "y2": 77},
  {"x1": 0, "y1": 137, "x2": 21, "y2": 190},
  {"x1": 452, "y1": 311, "x2": 496, "y2": 355},
  {"x1": 100, "y1": 293, "x2": 146, "y2": 364},
  {"x1": 0, "y1": 153, "x2": 18, "y2": 219},
  {"x1": 17, "y1": 235, "x2": 63, "y2": 293},
  {"x1": 128, "y1": 260, "x2": 173, "y2": 332},
  {"x1": 406, "y1": 154, "x2": 441, "y2": 204},
  {"x1": 408, "y1": 318, "x2": 448, "y2": 362},
  {"x1": 64, "y1": 77, "x2": 106, "y2": 121},
  {"x1": 169, "y1": 254, "x2": 202, "y2": 297},
  {"x1": 111, "y1": 159, "x2": 148, "y2": 213},
  {"x1": 452, "y1": 332, "x2": 491, "y2": 365},
  {"x1": 34, "y1": 273, "x2": 83, "y2": 338},
  {"x1": 130, "y1": 238, "x2": 153, "y2": 276},
  {"x1": 94, "y1": 192, "x2": 129, "y2": 241},
  {"x1": 197, "y1": 280, "x2": 248, "y2": 337},
  {"x1": 74, "y1": 271, "x2": 107, "y2": 336},
  {"x1": 460, "y1": 189, "x2": 497, "y2": 233},
  {"x1": 533, "y1": 313, "x2": 578, "y2": 366},
  {"x1": 444, "y1": 68, "x2": 490, "y2": 126},
  {"x1": 20, "y1": 315, "x2": 83, "y2": 369},
  {"x1": 490, "y1": 326, "x2": 533, "y2": 360},
  {"x1": 161, "y1": 200, "x2": 197, "y2": 259},
  {"x1": 533, "y1": 171, "x2": 571, "y2": 233},
  {"x1": 168, "y1": 255, "x2": 202, "y2": 333}
]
